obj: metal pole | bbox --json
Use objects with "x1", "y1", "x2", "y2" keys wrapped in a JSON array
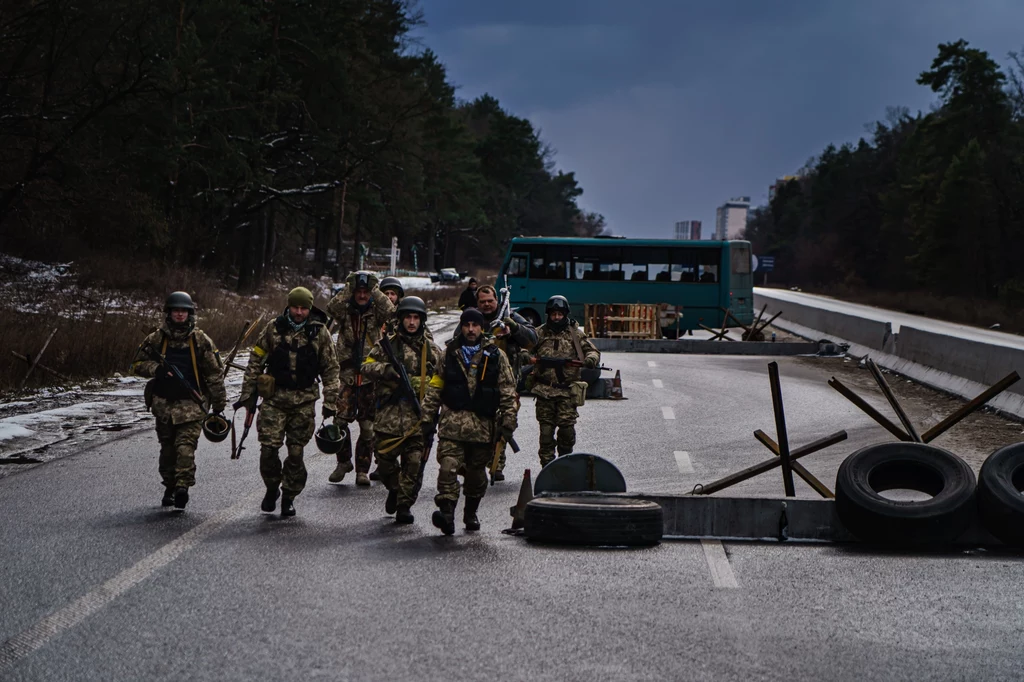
[
  {"x1": 921, "y1": 371, "x2": 1020, "y2": 443},
  {"x1": 866, "y1": 359, "x2": 922, "y2": 442},
  {"x1": 828, "y1": 377, "x2": 911, "y2": 441},
  {"x1": 754, "y1": 430, "x2": 834, "y2": 498},
  {"x1": 767, "y1": 361, "x2": 796, "y2": 496}
]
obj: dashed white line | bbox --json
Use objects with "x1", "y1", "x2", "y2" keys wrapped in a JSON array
[
  {"x1": 701, "y1": 540, "x2": 739, "y2": 588},
  {"x1": 0, "y1": 502, "x2": 248, "y2": 671},
  {"x1": 647, "y1": 361, "x2": 657, "y2": 367},
  {"x1": 661, "y1": 406, "x2": 675, "y2": 420},
  {"x1": 652, "y1": 379, "x2": 663, "y2": 388},
  {"x1": 674, "y1": 450, "x2": 694, "y2": 474}
]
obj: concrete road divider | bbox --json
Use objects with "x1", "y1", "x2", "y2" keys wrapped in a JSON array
[{"x1": 754, "y1": 292, "x2": 895, "y2": 352}]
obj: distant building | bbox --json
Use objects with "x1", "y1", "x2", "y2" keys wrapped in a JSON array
[
  {"x1": 768, "y1": 175, "x2": 801, "y2": 202},
  {"x1": 674, "y1": 220, "x2": 702, "y2": 240},
  {"x1": 714, "y1": 197, "x2": 750, "y2": 240}
]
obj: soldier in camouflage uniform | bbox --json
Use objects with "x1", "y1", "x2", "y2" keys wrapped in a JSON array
[
  {"x1": 380, "y1": 276, "x2": 435, "y2": 341},
  {"x1": 237, "y1": 287, "x2": 340, "y2": 517},
  {"x1": 457, "y1": 284, "x2": 537, "y2": 482},
  {"x1": 131, "y1": 291, "x2": 227, "y2": 510},
  {"x1": 422, "y1": 308, "x2": 518, "y2": 535},
  {"x1": 529, "y1": 295, "x2": 600, "y2": 467},
  {"x1": 360, "y1": 296, "x2": 441, "y2": 523},
  {"x1": 326, "y1": 270, "x2": 395, "y2": 486}
]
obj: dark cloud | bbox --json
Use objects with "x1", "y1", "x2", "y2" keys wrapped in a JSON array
[{"x1": 416, "y1": 0, "x2": 1024, "y2": 237}]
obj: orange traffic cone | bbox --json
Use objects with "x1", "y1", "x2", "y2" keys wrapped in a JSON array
[
  {"x1": 505, "y1": 468, "x2": 533, "y2": 532},
  {"x1": 609, "y1": 370, "x2": 624, "y2": 400}
]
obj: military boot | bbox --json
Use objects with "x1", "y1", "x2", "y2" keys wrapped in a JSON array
[
  {"x1": 356, "y1": 472, "x2": 371, "y2": 486},
  {"x1": 261, "y1": 485, "x2": 280, "y2": 513},
  {"x1": 385, "y1": 489, "x2": 398, "y2": 515},
  {"x1": 173, "y1": 486, "x2": 189, "y2": 510},
  {"x1": 161, "y1": 486, "x2": 175, "y2": 507},
  {"x1": 431, "y1": 500, "x2": 456, "y2": 536},
  {"x1": 328, "y1": 438, "x2": 354, "y2": 483},
  {"x1": 369, "y1": 467, "x2": 381, "y2": 481},
  {"x1": 395, "y1": 505, "x2": 414, "y2": 524},
  {"x1": 281, "y1": 496, "x2": 296, "y2": 517},
  {"x1": 463, "y1": 497, "x2": 482, "y2": 531}
]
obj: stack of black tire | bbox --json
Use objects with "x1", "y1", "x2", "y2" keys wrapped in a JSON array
[{"x1": 836, "y1": 442, "x2": 1024, "y2": 547}]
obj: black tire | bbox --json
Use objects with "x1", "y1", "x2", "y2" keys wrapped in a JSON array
[
  {"x1": 977, "y1": 443, "x2": 1024, "y2": 546},
  {"x1": 524, "y1": 493, "x2": 663, "y2": 547},
  {"x1": 835, "y1": 442, "x2": 976, "y2": 545}
]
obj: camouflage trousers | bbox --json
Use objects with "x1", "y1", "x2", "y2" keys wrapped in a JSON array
[
  {"x1": 492, "y1": 395, "x2": 522, "y2": 475},
  {"x1": 374, "y1": 431, "x2": 425, "y2": 508},
  {"x1": 336, "y1": 382, "x2": 375, "y2": 473},
  {"x1": 535, "y1": 396, "x2": 578, "y2": 467},
  {"x1": 257, "y1": 400, "x2": 316, "y2": 496},
  {"x1": 434, "y1": 438, "x2": 492, "y2": 506},
  {"x1": 155, "y1": 418, "x2": 203, "y2": 489}
]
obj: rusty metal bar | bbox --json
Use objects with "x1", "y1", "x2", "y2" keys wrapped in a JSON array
[
  {"x1": 10, "y1": 351, "x2": 70, "y2": 382},
  {"x1": 721, "y1": 307, "x2": 752, "y2": 333},
  {"x1": 754, "y1": 430, "x2": 834, "y2": 498},
  {"x1": 921, "y1": 371, "x2": 1021, "y2": 443},
  {"x1": 698, "y1": 322, "x2": 735, "y2": 341},
  {"x1": 828, "y1": 377, "x2": 911, "y2": 441},
  {"x1": 20, "y1": 328, "x2": 58, "y2": 389},
  {"x1": 751, "y1": 304, "x2": 767, "y2": 333},
  {"x1": 767, "y1": 361, "x2": 796, "y2": 496},
  {"x1": 866, "y1": 358, "x2": 921, "y2": 442},
  {"x1": 693, "y1": 430, "x2": 848, "y2": 495},
  {"x1": 753, "y1": 311, "x2": 783, "y2": 335}
]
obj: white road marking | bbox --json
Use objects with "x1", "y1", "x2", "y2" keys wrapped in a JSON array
[
  {"x1": 674, "y1": 450, "x2": 694, "y2": 474},
  {"x1": 652, "y1": 379, "x2": 663, "y2": 388},
  {"x1": 701, "y1": 540, "x2": 739, "y2": 588},
  {"x1": 0, "y1": 502, "x2": 248, "y2": 671},
  {"x1": 661, "y1": 406, "x2": 675, "y2": 420},
  {"x1": 647, "y1": 361, "x2": 657, "y2": 367}
]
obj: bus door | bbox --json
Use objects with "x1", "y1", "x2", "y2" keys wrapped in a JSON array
[
  {"x1": 504, "y1": 251, "x2": 531, "y2": 312},
  {"x1": 726, "y1": 242, "x2": 754, "y2": 325}
]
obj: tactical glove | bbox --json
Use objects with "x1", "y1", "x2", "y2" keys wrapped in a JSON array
[
  {"x1": 383, "y1": 366, "x2": 401, "y2": 382},
  {"x1": 500, "y1": 426, "x2": 516, "y2": 443},
  {"x1": 322, "y1": 405, "x2": 337, "y2": 419},
  {"x1": 503, "y1": 316, "x2": 519, "y2": 333}
]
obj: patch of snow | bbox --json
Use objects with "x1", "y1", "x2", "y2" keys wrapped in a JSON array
[{"x1": 0, "y1": 423, "x2": 35, "y2": 441}]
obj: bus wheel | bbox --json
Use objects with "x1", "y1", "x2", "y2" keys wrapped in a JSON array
[{"x1": 520, "y1": 308, "x2": 542, "y2": 327}]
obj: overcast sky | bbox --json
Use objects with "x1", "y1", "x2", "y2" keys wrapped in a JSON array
[{"x1": 415, "y1": 0, "x2": 1024, "y2": 238}]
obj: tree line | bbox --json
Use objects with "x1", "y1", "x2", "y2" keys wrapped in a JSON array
[
  {"x1": 745, "y1": 40, "x2": 1024, "y2": 306},
  {"x1": 0, "y1": 0, "x2": 605, "y2": 291}
]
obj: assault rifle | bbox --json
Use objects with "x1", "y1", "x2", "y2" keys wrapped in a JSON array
[
  {"x1": 378, "y1": 334, "x2": 422, "y2": 419},
  {"x1": 230, "y1": 392, "x2": 259, "y2": 459},
  {"x1": 145, "y1": 346, "x2": 207, "y2": 409},
  {"x1": 532, "y1": 357, "x2": 612, "y2": 372}
]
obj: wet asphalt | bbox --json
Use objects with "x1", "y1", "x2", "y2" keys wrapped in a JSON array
[{"x1": 2, "y1": 352, "x2": 1023, "y2": 681}]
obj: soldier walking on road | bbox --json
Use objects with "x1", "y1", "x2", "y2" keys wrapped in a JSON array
[
  {"x1": 453, "y1": 284, "x2": 537, "y2": 481},
  {"x1": 360, "y1": 296, "x2": 442, "y2": 524},
  {"x1": 236, "y1": 287, "x2": 340, "y2": 517},
  {"x1": 326, "y1": 270, "x2": 394, "y2": 485},
  {"x1": 131, "y1": 292, "x2": 227, "y2": 510},
  {"x1": 529, "y1": 296, "x2": 600, "y2": 468},
  {"x1": 421, "y1": 308, "x2": 518, "y2": 535}
]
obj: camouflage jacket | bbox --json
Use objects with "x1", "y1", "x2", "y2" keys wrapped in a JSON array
[
  {"x1": 326, "y1": 273, "x2": 395, "y2": 384},
  {"x1": 131, "y1": 324, "x2": 227, "y2": 425},
  {"x1": 450, "y1": 309, "x2": 536, "y2": 376},
  {"x1": 422, "y1": 336, "x2": 518, "y2": 444},
  {"x1": 240, "y1": 306, "x2": 340, "y2": 409},
  {"x1": 361, "y1": 331, "x2": 442, "y2": 437},
  {"x1": 530, "y1": 321, "x2": 601, "y2": 399}
]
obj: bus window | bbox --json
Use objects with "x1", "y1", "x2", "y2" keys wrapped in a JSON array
[
  {"x1": 531, "y1": 255, "x2": 546, "y2": 277},
  {"x1": 731, "y1": 244, "x2": 751, "y2": 274},
  {"x1": 534, "y1": 245, "x2": 570, "y2": 279},
  {"x1": 507, "y1": 254, "x2": 528, "y2": 278},
  {"x1": 698, "y1": 249, "x2": 721, "y2": 283},
  {"x1": 651, "y1": 262, "x2": 671, "y2": 282},
  {"x1": 671, "y1": 248, "x2": 697, "y2": 282}
]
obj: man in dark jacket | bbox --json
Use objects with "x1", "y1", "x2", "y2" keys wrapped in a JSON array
[{"x1": 457, "y1": 278, "x2": 478, "y2": 310}]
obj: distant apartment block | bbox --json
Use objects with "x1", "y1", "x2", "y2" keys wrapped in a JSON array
[
  {"x1": 674, "y1": 220, "x2": 702, "y2": 240},
  {"x1": 714, "y1": 197, "x2": 750, "y2": 240}
]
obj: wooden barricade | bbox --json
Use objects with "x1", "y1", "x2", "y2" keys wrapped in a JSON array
[{"x1": 585, "y1": 304, "x2": 660, "y2": 339}]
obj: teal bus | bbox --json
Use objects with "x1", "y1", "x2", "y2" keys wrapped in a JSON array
[{"x1": 496, "y1": 237, "x2": 754, "y2": 335}]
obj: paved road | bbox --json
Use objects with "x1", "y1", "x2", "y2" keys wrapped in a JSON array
[
  {"x1": 2, "y1": 352, "x2": 1023, "y2": 680},
  {"x1": 756, "y1": 287, "x2": 1024, "y2": 350}
]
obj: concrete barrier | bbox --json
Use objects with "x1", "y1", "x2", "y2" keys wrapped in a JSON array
[
  {"x1": 628, "y1": 493, "x2": 1005, "y2": 546},
  {"x1": 591, "y1": 338, "x2": 820, "y2": 355},
  {"x1": 754, "y1": 292, "x2": 895, "y2": 352},
  {"x1": 898, "y1": 326, "x2": 1024, "y2": 398}
]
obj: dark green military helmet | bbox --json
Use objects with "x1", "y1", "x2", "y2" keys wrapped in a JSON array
[
  {"x1": 165, "y1": 291, "x2": 195, "y2": 312},
  {"x1": 545, "y1": 295, "x2": 570, "y2": 314},
  {"x1": 202, "y1": 414, "x2": 230, "y2": 443},
  {"x1": 315, "y1": 422, "x2": 346, "y2": 454},
  {"x1": 380, "y1": 276, "x2": 405, "y2": 298},
  {"x1": 396, "y1": 295, "x2": 427, "y2": 322}
]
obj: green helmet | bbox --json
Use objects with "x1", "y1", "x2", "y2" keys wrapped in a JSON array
[
  {"x1": 380, "y1": 276, "x2": 405, "y2": 298},
  {"x1": 545, "y1": 295, "x2": 570, "y2": 315},
  {"x1": 165, "y1": 291, "x2": 195, "y2": 312},
  {"x1": 395, "y1": 295, "x2": 427, "y2": 322},
  {"x1": 315, "y1": 422, "x2": 346, "y2": 454},
  {"x1": 202, "y1": 414, "x2": 230, "y2": 443}
]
